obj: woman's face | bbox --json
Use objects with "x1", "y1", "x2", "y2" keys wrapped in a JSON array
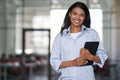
[{"x1": 69, "y1": 7, "x2": 85, "y2": 27}]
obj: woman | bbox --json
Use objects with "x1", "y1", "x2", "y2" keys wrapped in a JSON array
[{"x1": 50, "y1": 1, "x2": 108, "y2": 80}]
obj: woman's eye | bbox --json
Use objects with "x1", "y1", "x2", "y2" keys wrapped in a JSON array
[{"x1": 73, "y1": 12, "x2": 77, "y2": 15}]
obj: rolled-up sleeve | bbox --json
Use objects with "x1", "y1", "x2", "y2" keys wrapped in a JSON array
[
  {"x1": 92, "y1": 30, "x2": 108, "y2": 68},
  {"x1": 94, "y1": 49, "x2": 108, "y2": 68},
  {"x1": 50, "y1": 34, "x2": 62, "y2": 72}
]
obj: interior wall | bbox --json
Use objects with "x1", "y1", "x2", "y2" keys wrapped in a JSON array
[
  {"x1": 0, "y1": 0, "x2": 17, "y2": 57},
  {"x1": 113, "y1": 0, "x2": 120, "y2": 61},
  {"x1": 0, "y1": 0, "x2": 7, "y2": 56},
  {"x1": 101, "y1": 0, "x2": 120, "y2": 61}
]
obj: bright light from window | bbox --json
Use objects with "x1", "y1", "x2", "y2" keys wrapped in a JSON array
[
  {"x1": 50, "y1": 9, "x2": 67, "y2": 47},
  {"x1": 33, "y1": 15, "x2": 50, "y2": 28},
  {"x1": 90, "y1": 9, "x2": 103, "y2": 40}
]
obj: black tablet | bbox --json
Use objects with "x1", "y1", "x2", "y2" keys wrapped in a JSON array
[{"x1": 83, "y1": 41, "x2": 99, "y2": 65}]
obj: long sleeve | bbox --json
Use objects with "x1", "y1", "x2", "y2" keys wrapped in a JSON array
[
  {"x1": 50, "y1": 34, "x2": 62, "y2": 72},
  {"x1": 93, "y1": 31, "x2": 108, "y2": 68}
]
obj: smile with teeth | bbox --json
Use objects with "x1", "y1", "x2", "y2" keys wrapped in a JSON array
[{"x1": 74, "y1": 20, "x2": 80, "y2": 23}]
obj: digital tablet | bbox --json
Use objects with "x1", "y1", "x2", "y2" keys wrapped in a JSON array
[{"x1": 83, "y1": 41, "x2": 99, "y2": 65}]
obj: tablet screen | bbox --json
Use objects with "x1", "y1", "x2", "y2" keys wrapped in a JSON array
[
  {"x1": 83, "y1": 41, "x2": 99, "y2": 65},
  {"x1": 84, "y1": 41, "x2": 99, "y2": 55}
]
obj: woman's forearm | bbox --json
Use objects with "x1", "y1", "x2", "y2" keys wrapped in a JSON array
[
  {"x1": 60, "y1": 61, "x2": 74, "y2": 68},
  {"x1": 59, "y1": 57, "x2": 88, "y2": 68},
  {"x1": 90, "y1": 55, "x2": 101, "y2": 63}
]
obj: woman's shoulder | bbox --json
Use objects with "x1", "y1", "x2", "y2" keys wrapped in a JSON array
[
  {"x1": 56, "y1": 32, "x2": 62, "y2": 37},
  {"x1": 86, "y1": 28, "x2": 98, "y2": 34},
  {"x1": 83, "y1": 25, "x2": 98, "y2": 34},
  {"x1": 54, "y1": 32, "x2": 62, "y2": 39}
]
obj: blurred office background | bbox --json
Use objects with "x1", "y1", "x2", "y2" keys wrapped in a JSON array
[{"x1": 0, "y1": 0, "x2": 120, "y2": 80}]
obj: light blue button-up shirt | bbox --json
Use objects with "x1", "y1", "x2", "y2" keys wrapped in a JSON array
[{"x1": 50, "y1": 25, "x2": 108, "y2": 80}]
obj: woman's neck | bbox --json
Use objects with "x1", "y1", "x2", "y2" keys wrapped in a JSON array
[{"x1": 70, "y1": 26, "x2": 82, "y2": 33}]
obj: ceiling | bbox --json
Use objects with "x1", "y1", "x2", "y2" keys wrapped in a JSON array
[
  {"x1": 13, "y1": 0, "x2": 111, "y2": 9},
  {"x1": 12, "y1": 0, "x2": 116, "y2": 13}
]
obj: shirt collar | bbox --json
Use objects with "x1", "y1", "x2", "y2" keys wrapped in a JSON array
[{"x1": 65, "y1": 25, "x2": 88, "y2": 35}]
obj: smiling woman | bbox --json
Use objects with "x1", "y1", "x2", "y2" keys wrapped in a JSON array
[
  {"x1": 50, "y1": 2, "x2": 108, "y2": 80},
  {"x1": 69, "y1": 7, "x2": 85, "y2": 33}
]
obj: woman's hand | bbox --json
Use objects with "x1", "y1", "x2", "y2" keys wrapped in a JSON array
[
  {"x1": 80, "y1": 48, "x2": 93, "y2": 61},
  {"x1": 60, "y1": 57, "x2": 88, "y2": 68},
  {"x1": 80, "y1": 48, "x2": 101, "y2": 63},
  {"x1": 72, "y1": 57, "x2": 88, "y2": 66}
]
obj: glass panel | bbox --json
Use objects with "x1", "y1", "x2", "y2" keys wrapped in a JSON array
[
  {"x1": 25, "y1": 31, "x2": 49, "y2": 55},
  {"x1": 24, "y1": 30, "x2": 50, "y2": 80}
]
